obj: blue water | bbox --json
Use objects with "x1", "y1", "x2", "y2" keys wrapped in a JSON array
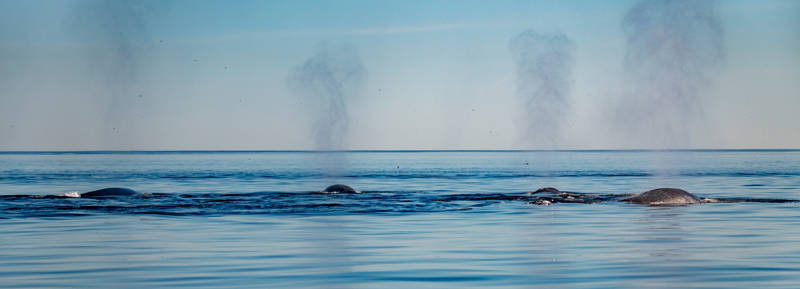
[{"x1": 1, "y1": 150, "x2": 800, "y2": 288}]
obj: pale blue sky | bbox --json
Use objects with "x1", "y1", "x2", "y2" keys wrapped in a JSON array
[{"x1": 0, "y1": 0, "x2": 798, "y2": 150}]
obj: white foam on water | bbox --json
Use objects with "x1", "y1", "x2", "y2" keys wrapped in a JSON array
[{"x1": 60, "y1": 192, "x2": 81, "y2": 198}]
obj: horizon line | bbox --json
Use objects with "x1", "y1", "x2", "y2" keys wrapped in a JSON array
[{"x1": 1, "y1": 148, "x2": 799, "y2": 154}]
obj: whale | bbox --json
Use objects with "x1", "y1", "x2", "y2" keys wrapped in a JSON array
[
  {"x1": 81, "y1": 187, "x2": 140, "y2": 198},
  {"x1": 623, "y1": 188, "x2": 701, "y2": 205},
  {"x1": 321, "y1": 184, "x2": 358, "y2": 194},
  {"x1": 530, "y1": 187, "x2": 604, "y2": 204},
  {"x1": 529, "y1": 187, "x2": 703, "y2": 205}
]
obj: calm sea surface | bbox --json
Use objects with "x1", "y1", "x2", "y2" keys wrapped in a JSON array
[{"x1": 1, "y1": 150, "x2": 799, "y2": 288}]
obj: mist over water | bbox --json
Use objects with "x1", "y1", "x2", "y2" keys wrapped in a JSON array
[
  {"x1": 288, "y1": 43, "x2": 366, "y2": 151},
  {"x1": 509, "y1": 30, "x2": 574, "y2": 149},
  {"x1": 289, "y1": 44, "x2": 365, "y2": 177},
  {"x1": 615, "y1": 0, "x2": 725, "y2": 148},
  {"x1": 69, "y1": 0, "x2": 168, "y2": 147},
  {"x1": 0, "y1": 44, "x2": 12, "y2": 141}
]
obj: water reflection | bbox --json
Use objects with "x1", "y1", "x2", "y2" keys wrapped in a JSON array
[
  {"x1": 306, "y1": 216, "x2": 355, "y2": 289},
  {"x1": 624, "y1": 206, "x2": 698, "y2": 288},
  {"x1": 635, "y1": 207, "x2": 689, "y2": 257}
]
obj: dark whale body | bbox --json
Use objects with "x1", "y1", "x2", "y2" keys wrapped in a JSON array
[
  {"x1": 623, "y1": 188, "x2": 701, "y2": 205},
  {"x1": 81, "y1": 187, "x2": 139, "y2": 198},
  {"x1": 322, "y1": 184, "x2": 358, "y2": 194},
  {"x1": 529, "y1": 187, "x2": 704, "y2": 205}
]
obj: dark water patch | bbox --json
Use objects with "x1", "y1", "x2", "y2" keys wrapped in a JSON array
[
  {"x1": 435, "y1": 193, "x2": 531, "y2": 202},
  {"x1": 345, "y1": 171, "x2": 661, "y2": 179},
  {"x1": 1, "y1": 191, "x2": 796, "y2": 218}
]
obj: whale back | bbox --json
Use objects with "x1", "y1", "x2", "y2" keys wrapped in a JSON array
[
  {"x1": 625, "y1": 188, "x2": 701, "y2": 205},
  {"x1": 532, "y1": 187, "x2": 561, "y2": 194},
  {"x1": 323, "y1": 184, "x2": 357, "y2": 193},
  {"x1": 81, "y1": 187, "x2": 139, "y2": 198}
]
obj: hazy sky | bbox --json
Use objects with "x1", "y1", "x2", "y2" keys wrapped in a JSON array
[{"x1": 1, "y1": 0, "x2": 798, "y2": 150}]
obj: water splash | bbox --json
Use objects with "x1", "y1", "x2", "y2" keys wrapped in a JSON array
[
  {"x1": 509, "y1": 30, "x2": 574, "y2": 148},
  {"x1": 615, "y1": 0, "x2": 724, "y2": 148}
]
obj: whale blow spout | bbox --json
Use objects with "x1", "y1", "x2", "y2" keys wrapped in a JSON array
[
  {"x1": 81, "y1": 187, "x2": 140, "y2": 198},
  {"x1": 322, "y1": 184, "x2": 358, "y2": 194},
  {"x1": 624, "y1": 188, "x2": 701, "y2": 205}
]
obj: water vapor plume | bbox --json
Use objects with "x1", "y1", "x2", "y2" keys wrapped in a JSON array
[
  {"x1": 69, "y1": 0, "x2": 168, "y2": 147},
  {"x1": 509, "y1": 30, "x2": 574, "y2": 149},
  {"x1": 615, "y1": 0, "x2": 724, "y2": 148},
  {"x1": 288, "y1": 43, "x2": 365, "y2": 151}
]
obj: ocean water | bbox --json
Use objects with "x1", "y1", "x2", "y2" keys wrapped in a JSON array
[{"x1": 1, "y1": 150, "x2": 799, "y2": 288}]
